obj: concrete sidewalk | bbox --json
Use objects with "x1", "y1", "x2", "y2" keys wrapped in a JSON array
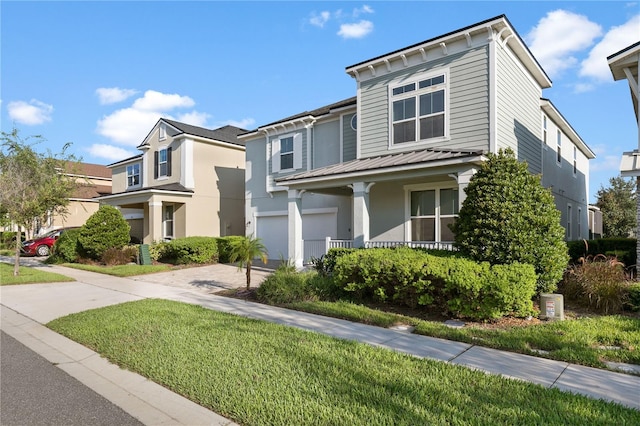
[{"x1": 1, "y1": 259, "x2": 639, "y2": 424}]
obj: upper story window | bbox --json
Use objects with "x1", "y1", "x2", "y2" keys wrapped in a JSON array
[
  {"x1": 391, "y1": 74, "x2": 446, "y2": 146},
  {"x1": 154, "y1": 147, "x2": 172, "y2": 179},
  {"x1": 350, "y1": 114, "x2": 358, "y2": 131},
  {"x1": 126, "y1": 163, "x2": 141, "y2": 188},
  {"x1": 271, "y1": 133, "x2": 302, "y2": 173},
  {"x1": 573, "y1": 146, "x2": 577, "y2": 175},
  {"x1": 556, "y1": 130, "x2": 562, "y2": 165},
  {"x1": 159, "y1": 123, "x2": 166, "y2": 140},
  {"x1": 542, "y1": 116, "x2": 547, "y2": 147}
]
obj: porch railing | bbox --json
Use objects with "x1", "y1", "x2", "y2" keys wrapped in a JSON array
[{"x1": 302, "y1": 237, "x2": 454, "y2": 262}]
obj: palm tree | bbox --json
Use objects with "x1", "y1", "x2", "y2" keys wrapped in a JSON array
[{"x1": 228, "y1": 235, "x2": 268, "y2": 289}]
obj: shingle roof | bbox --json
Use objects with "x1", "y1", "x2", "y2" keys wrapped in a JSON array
[
  {"x1": 276, "y1": 148, "x2": 484, "y2": 183},
  {"x1": 162, "y1": 119, "x2": 248, "y2": 146},
  {"x1": 123, "y1": 182, "x2": 194, "y2": 194},
  {"x1": 62, "y1": 161, "x2": 112, "y2": 179}
]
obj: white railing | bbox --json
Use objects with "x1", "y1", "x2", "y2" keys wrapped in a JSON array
[{"x1": 302, "y1": 237, "x2": 454, "y2": 261}]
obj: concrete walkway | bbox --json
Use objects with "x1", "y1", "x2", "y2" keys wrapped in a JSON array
[{"x1": 1, "y1": 258, "x2": 639, "y2": 425}]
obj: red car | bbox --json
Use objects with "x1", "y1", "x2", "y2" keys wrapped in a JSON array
[{"x1": 21, "y1": 227, "x2": 78, "y2": 257}]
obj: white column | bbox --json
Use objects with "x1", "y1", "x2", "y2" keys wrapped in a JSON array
[
  {"x1": 457, "y1": 168, "x2": 477, "y2": 206},
  {"x1": 352, "y1": 182, "x2": 371, "y2": 248},
  {"x1": 148, "y1": 200, "x2": 163, "y2": 244},
  {"x1": 288, "y1": 189, "x2": 304, "y2": 268}
]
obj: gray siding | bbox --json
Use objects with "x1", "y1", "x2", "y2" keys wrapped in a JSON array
[
  {"x1": 313, "y1": 120, "x2": 340, "y2": 169},
  {"x1": 359, "y1": 46, "x2": 490, "y2": 158},
  {"x1": 496, "y1": 45, "x2": 543, "y2": 174},
  {"x1": 342, "y1": 113, "x2": 357, "y2": 162}
]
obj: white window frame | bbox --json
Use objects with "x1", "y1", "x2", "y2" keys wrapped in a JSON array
[
  {"x1": 126, "y1": 163, "x2": 141, "y2": 188},
  {"x1": 389, "y1": 70, "x2": 449, "y2": 149},
  {"x1": 542, "y1": 115, "x2": 548, "y2": 149},
  {"x1": 578, "y1": 207, "x2": 582, "y2": 239},
  {"x1": 271, "y1": 132, "x2": 303, "y2": 173},
  {"x1": 556, "y1": 130, "x2": 562, "y2": 165},
  {"x1": 158, "y1": 147, "x2": 169, "y2": 178},
  {"x1": 567, "y1": 204, "x2": 572, "y2": 240},
  {"x1": 159, "y1": 123, "x2": 166, "y2": 141},
  {"x1": 163, "y1": 204, "x2": 174, "y2": 240},
  {"x1": 573, "y1": 146, "x2": 577, "y2": 176},
  {"x1": 404, "y1": 183, "x2": 459, "y2": 243}
]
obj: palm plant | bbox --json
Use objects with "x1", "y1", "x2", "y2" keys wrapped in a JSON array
[{"x1": 228, "y1": 235, "x2": 268, "y2": 289}]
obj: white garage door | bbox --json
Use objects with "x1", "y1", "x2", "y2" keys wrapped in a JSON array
[
  {"x1": 257, "y1": 212, "x2": 337, "y2": 261},
  {"x1": 256, "y1": 215, "x2": 288, "y2": 261}
]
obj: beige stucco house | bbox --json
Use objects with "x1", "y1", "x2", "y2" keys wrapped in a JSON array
[{"x1": 101, "y1": 119, "x2": 247, "y2": 243}]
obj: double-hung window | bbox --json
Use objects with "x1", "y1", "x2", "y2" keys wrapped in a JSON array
[
  {"x1": 409, "y1": 187, "x2": 458, "y2": 242},
  {"x1": 163, "y1": 205, "x2": 174, "y2": 240},
  {"x1": 556, "y1": 130, "x2": 562, "y2": 164},
  {"x1": 542, "y1": 116, "x2": 548, "y2": 147},
  {"x1": 154, "y1": 147, "x2": 172, "y2": 179},
  {"x1": 573, "y1": 146, "x2": 577, "y2": 175},
  {"x1": 271, "y1": 133, "x2": 302, "y2": 173},
  {"x1": 126, "y1": 163, "x2": 140, "y2": 188},
  {"x1": 392, "y1": 74, "x2": 446, "y2": 145},
  {"x1": 280, "y1": 136, "x2": 294, "y2": 170}
]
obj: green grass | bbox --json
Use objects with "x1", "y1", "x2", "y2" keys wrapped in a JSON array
[
  {"x1": 287, "y1": 300, "x2": 640, "y2": 369},
  {"x1": 48, "y1": 299, "x2": 639, "y2": 425},
  {"x1": 61, "y1": 262, "x2": 171, "y2": 277},
  {"x1": 0, "y1": 262, "x2": 74, "y2": 285}
]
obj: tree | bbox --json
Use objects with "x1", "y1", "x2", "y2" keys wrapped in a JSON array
[
  {"x1": 228, "y1": 235, "x2": 268, "y2": 289},
  {"x1": 595, "y1": 176, "x2": 635, "y2": 238},
  {"x1": 0, "y1": 128, "x2": 79, "y2": 276},
  {"x1": 78, "y1": 205, "x2": 131, "y2": 260},
  {"x1": 451, "y1": 149, "x2": 568, "y2": 294}
]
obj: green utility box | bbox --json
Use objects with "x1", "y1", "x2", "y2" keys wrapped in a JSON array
[{"x1": 139, "y1": 244, "x2": 152, "y2": 265}]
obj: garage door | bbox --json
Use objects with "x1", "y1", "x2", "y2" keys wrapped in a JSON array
[
  {"x1": 256, "y1": 216, "x2": 288, "y2": 261},
  {"x1": 257, "y1": 212, "x2": 337, "y2": 261}
]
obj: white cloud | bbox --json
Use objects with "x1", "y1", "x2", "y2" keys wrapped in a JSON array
[
  {"x1": 7, "y1": 99, "x2": 53, "y2": 125},
  {"x1": 338, "y1": 20, "x2": 374, "y2": 39},
  {"x1": 96, "y1": 87, "x2": 138, "y2": 105},
  {"x1": 579, "y1": 14, "x2": 640, "y2": 81},
  {"x1": 221, "y1": 118, "x2": 256, "y2": 130},
  {"x1": 176, "y1": 111, "x2": 211, "y2": 127},
  {"x1": 96, "y1": 107, "x2": 162, "y2": 146},
  {"x1": 310, "y1": 11, "x2": 330, "y2": 28},
  {"x1": 86, "y1": 143, "x2": 136, "y2": 161},
  {"x1": 591, "y1": 154, "x2": 623, "y2": 172},
  {"x1": 526, "y1": 10, "x2": 602, "y2": 78},
  {"x1": 353, "y1": 5, "x2": 373, "y2": 17},
  {"x1": 132, "y1": 90, "x2": 195, "y2": 111}
]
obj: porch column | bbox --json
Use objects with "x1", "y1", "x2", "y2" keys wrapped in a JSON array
[
  {"x1": 148, "y1": 200, "x2": 163, "y2": 244},
  {"x1": 352, "y1": 182, "x2": 372, "y2": 248},
  {"x1": 288, "y1": 189, "x2": 304, "y2": 269},
  {"x1": 457, "y1": 168, "x2": 476, "y2": 206}
]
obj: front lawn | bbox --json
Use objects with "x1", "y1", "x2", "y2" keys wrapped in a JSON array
[
  {"x1": 0, "y1": 262, "x2": 74, "y2": 285},
  {"x1": 48, "y1": 299, "x2": 639, "y2": 425},
  {"x1": 61, "y1": 262, "x2": 171, "y2": 277}
]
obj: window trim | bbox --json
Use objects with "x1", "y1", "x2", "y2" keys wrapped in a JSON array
[
  {"x1": 271, "y1": 132, "x2": 303, "y2": 173},
  {"x1": 389, "y1": 70, "x2": 449, "y2": 149},
  {"x1": 556, "y1": 130, "x2": 562, "y2": 165},
  {"x1": 542, "y1": 115, "x2": 548, "y2": 149},
  {"x1": 154, "y1": 146, "x2": 172, "y2": 179},
  {"x1": 573, "y1": 146, "x2": 577, "y2": 176},
  {"x1": 126, "y1": 163, "x2": 141, "y2": 189},
  {"x1": 567, "y1": 204, "x2": 572, "y2": 240},
  {"x1": 404, "y1": 183, "x2": 459, "y2": 243},
  {"x1": 159, "y1": 123, "x2": 166, "y2": 141},
  {"x1": 163, "y1": 204, "x2": 174, "y2": 240}
]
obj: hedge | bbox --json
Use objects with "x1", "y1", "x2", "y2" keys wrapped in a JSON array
[
  {"x1": 216, "y1": 236, "x2": 247, "y2": 264},
  {"x1": 161, "y1": 236, "x2": 219, "y2": 264}
]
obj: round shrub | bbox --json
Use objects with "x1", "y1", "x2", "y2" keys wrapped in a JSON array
[
  {"x1": 50, "y1": 228, "x2": 82, "y2": 263},
  {"x1": 79, "y1": 205, "x2": 130, "y2": 260},
  {"x1": 256, "y1": 269, "x2": 317, "y2": 305},
  {"x1": 216, "y1": 236, "x2": 246, "y2": 263},
  {"x1": 451, "y1": 148, "x2": 568, "y2": 294}
]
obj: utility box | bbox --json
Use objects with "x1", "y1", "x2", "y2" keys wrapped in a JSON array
[
  {"x1": 540, "y1": 293, "x2": 564, "y2": 321},
  {"x1": 139, "y1": 244, "x2": 152, "y2": 265}
]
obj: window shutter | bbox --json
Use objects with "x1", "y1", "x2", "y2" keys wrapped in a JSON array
[
  {"x1": 167, "y1": 147, "x2": 172, "y2": 177},
  {"x1": 271, "y1": 139, "x2": 281, "y2": 173},
  {"x1": 154, "y1": 151, "x2": 159, "y2": 179},
  {"x1": 293, "y1": 133, "x2": 302, "y2": 170}
]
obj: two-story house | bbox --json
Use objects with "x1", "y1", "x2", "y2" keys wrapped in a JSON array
[
  {"x1": 240, "y1": 15, "x2": 595, "y2": 267},
  {"x1": 101, "y1": 119, "x2": 247, "y2": 243}
]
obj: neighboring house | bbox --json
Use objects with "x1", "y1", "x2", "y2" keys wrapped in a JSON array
[
  {"x1": 33, "y1": 162, "x2": 112, "y2": 236},
  {"x1": 240, "y1": 15, "x2": 595, "y2": 267},
  {"x1": 101, "y1": 119, "x2": 247, "y2": 243}
]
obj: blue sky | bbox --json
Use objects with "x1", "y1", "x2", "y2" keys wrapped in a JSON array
[{"x1": 1, "y1": 1, "x2": 639, "y2": 203}]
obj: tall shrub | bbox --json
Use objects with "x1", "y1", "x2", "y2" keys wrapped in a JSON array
[
  {"x1": 451, "y1": 149, "x2": 568, "y2": 294},
  {"x1": 78, "y1": 205, "x2": 130, "y2": 260}
]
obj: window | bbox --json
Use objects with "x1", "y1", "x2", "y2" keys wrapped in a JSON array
[
  {"x1": 410, "y1": 187, "x2": 458, "y2": 242},
  {"x1": 573, "y1": 146, "x2": 577, "y2": 175},
  {"x1": 126, "y1": 163, "x2": 140, "y2": 188},
  {"x1": 271, "y1": 133, "x2": 302, "y2": 173},
  {"x1": 350, "y1": 114, "x2": 357, "y2": 131},
  {"x1": 159, "y1": 123, "x2": 166, "y2": 140},
  {"x1": 154, "y1": 147, "x2": 172, "y2": 178},
  {"x1": 542, "y1": 116, "x2": 547, "y2": 147},
  {"x1": 163, "y1": 205, "x2": 174, "y2": 240},
  {"x1": 578, "y1": 207, "x2": 582, "y2": 238},
  {"x1": 567, "y1": 205, "x2": 572, "y2": 240},
  {"x1": 280, "y1": 136, "x2": 294, "y2": 170},
  {"x1": 392, "y1": 74, "x2": 446, "y2": 145},
  {"x1": 556, "y1": 130, "x2": 562, "y2": 164}
]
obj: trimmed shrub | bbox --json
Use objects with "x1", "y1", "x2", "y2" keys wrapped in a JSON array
[
  {"x1": 216, "y1": 236, "x2": 246, "y2": 263},
  {"x1": 49, "y1": 228, "x2": 82, "y2": 263},
  {"x1": 79, "y1": 205, "x2": 130, "y2": 260},
  {"x1": 451, "y1": 149, "x2": 568, "y2": 294},
  {"x1": 561, "y1": 255, "x2": 632, "y2": 314},
  {"x1": 148, "y1": 241, "x2": 168, "y2": 261},
  {"x1": 333, "y1": 247, "x2": 537, "y2": 320},
  {"x1": 567, "y1": 238, "x2": 636, "y2": 268},
  {"x1": 312, "y1": 247, "x2": 357, "y2": 277},
  {"x1": 162, "y1": 236, "x2": 219, "y2": 264},
  {"x1": 256, "y1": 269, "x2": 317, "y2": 305}
]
